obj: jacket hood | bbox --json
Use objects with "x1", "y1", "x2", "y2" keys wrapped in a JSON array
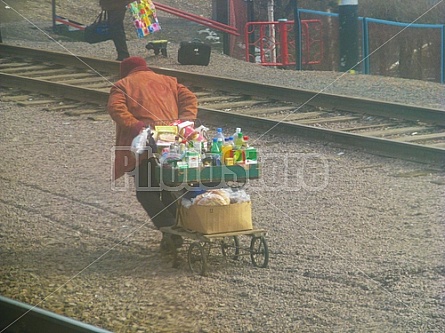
[{"x1": 120, "y1": 56, "x2": 151, "y2": 78}]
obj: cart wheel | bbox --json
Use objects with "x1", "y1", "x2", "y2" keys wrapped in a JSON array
[
  {"x1": 221, "y1": 236, "x2": 240, "y2": 260},
  {"x1": 250, "y1": 236, "x2": 269, "y2": 268},
  {"x1": 188, "y1": 242, "x2": 208, "y2": 276}
]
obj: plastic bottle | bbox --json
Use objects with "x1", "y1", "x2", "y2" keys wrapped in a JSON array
[
  {"x1": 242, "y1": 135, "x2": 250, "y2": 148},
  {"x1": 221, "y1": 137, "x2": 233, "y2": 164},
  {"x1": 179, "y1": 143, "x2": 186, "y2": 154},
  {"x1": 233, "y1": 127, "x2": 242, "y2": 139},
  {"x1": 169, "y1": 135, "x2": 180, "y2": 154},
  {"x1": 210, "y1": 137, "x2": 221, "y2": 165},
  {"x1": 215, "y1": 127, "x2": 225, "y2": 149},
  {"x1": 234, "y1": 132, "x2": 244, "y2": 149},
  {"x1": 210, "y1": 138, "x2": 221, "y2": 154}
]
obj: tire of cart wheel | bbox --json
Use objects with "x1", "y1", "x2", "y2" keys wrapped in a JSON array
[
  {"x1": 250, "y1": 236, "x2": 269, "y2": 268},
  {"x1": 221, "y1": 236, "x2": 240, "y2": 260},
  {"x1": 188, "y1": 242, "x2": 208, "y2": 276}
]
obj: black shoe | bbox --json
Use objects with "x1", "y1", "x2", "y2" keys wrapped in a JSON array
[
  {"x1": 160, "y1": 233, "x2": 183, "y2": 250},
  {"x1": 171, "y1": 234, "x2": 183, "y2": 248}
]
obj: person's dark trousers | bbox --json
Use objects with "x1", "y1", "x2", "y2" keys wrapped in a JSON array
[
  {"x1": 107, "y1": 8, "x2": 130, "y2": 61},
  {"x1": 135, "y1": 158, "x2": 177, "y2": 229}
]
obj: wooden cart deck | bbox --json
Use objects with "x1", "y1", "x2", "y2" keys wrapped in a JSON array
[{"x1": 160, "y1": 226, "x2": 267, "y2": 241}]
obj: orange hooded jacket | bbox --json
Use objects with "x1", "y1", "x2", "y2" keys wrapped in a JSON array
[{"x1": 107, "y1": 57, "x2": 198, "y2": 180}]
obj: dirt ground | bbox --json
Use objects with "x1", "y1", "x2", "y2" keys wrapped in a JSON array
[{"x1": 1, "y1": 96, "x2": 445, "y2": 332}]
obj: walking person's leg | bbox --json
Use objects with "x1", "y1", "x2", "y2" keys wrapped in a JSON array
[
  {"x1": 107, "y1": 9, "x2": 130, "y2": 61},
  {"x1": 134, "y1": 157, "x2": 183, "y2": 248},
  {"x1": 135, "y1": 158, "x2": 176, "y2": 229}
]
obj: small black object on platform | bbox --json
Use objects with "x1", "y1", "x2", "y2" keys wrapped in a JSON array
[{"x1": 145, "y1": 40, "x2": 168, "y2": 57}]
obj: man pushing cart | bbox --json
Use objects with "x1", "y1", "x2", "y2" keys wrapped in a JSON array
[{"x1": 107, "y1": 57, "x2": 268, "y2": 276}]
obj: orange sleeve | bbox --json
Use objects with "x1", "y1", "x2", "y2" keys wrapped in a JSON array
[{"x1": 107, "y1": 84, "x2": 141, "y2": 129}]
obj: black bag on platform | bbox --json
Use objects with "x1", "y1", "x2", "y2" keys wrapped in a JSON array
[
  {"x1": 178, "y1": 39, "x2": 211, "y2": 66},
  {"x1": 84, "y1": 11, "x2": 111, "y2": 44}
]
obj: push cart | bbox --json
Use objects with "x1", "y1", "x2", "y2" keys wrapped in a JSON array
[
  {"x1": 156, "y1": 163, "x2": 269, "y2": 276},
  {"x1": 159, "y1": 226, "x2": 268, "y2": 276}
]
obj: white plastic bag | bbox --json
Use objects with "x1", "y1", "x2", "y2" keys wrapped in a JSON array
[{"x1": 131, "y1": 127, "x2": 150, "y2": 155}]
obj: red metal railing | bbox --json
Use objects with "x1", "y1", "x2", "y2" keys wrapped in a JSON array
[
  {"x1": 55, "y1": 16, "x2": 85, "y2": 30},
  {"x1": 153, "y1": 2, "x2": 239, "y2": 36},
  {"x1": 244, "y1": 19, "x2": 323, "y2": 67}
]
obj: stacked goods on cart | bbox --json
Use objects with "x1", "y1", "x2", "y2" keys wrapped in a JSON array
[
  {"x1": 178, "y1": 188, "x2": 253, "y2": 234},
  {"x1": 142, "y1": 120, "x2": 258, "y2": 169},
  {"x1": 204, "y1": 126, "x2": 258, "y2": 167}
]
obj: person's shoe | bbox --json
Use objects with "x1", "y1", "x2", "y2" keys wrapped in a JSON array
[
  {"x1": 160, "y1": 233, "x2": 183, "y2": 250},
  {"x1": 171, "y1": 234, "x2": 183, "y2": 248}
]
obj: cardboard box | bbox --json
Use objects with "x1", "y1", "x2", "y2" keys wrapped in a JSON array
[{"x1": 178, "y1": 202, "x2": 253, "y2": 234}]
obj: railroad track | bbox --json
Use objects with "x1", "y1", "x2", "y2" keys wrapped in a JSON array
[
  {"x1": 0, "y1": 295, "x2": 111, "y2": 333},
  {"x1": 1, "y1": 44, "x2": 444, "y2": 165}
]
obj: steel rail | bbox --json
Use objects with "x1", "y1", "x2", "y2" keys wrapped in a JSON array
[
  {"x1": 0, "y1": 44, "x2": 119, "y2": 73},
  {"x1": 197, "y1": 108, "x2": 445, "y2": 165},
  {"x1": 0, "y1": 295, "x2": 112, "y2": 333},
  {"x1": 1, "y1": 44, "x2": 444, "y2": 126},
  {"x1": 1, "y1": 72, "x2": 443, "y2": 163},
  {"x1": 161, "y1": 72, "x2": 445, "y2": 126},
  {"x1": 0, "y1": 73, "x2": 109, "y2": 104},
  {"x1": 0, "y1": 44, "x2": 444, "y2": 165}
]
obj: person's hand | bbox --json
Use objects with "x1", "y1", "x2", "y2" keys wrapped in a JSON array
[{"x1": 131, "y1": 121, "x2": 146, "y2": 137}]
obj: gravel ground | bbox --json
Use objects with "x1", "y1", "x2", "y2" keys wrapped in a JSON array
[{"x1": 1, "y1": 1, "x2": 445, "y2": 333}]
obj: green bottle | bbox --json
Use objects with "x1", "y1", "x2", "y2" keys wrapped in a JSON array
[
  {"x1": 210, "y1": 138, "x2": 221, "y2": 165},
  {"x1": 234, "y1": 132, "x2": 244, "y2": 149},
  {"x1": 210, "y1": 138, "x2": 220, "y2": 154}
]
